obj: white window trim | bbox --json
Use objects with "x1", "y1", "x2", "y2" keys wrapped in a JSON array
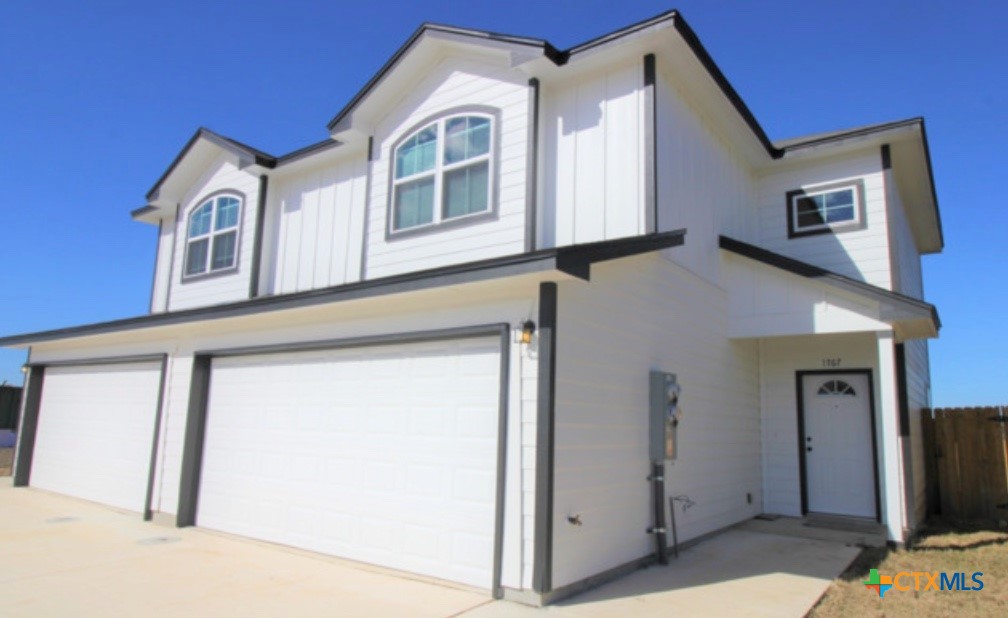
[
  {"x1": 182, "y1": 192, "x2": 243, "y2": 281},
  {"x1": 387, "y1": 109, "x2": 498, "y2": 238},
  {"x1": 786, "y1": 179, "x2": 866, "y2": 239}
]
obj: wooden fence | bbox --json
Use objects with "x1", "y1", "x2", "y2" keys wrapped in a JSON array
[{"x1": 922, "y1": 406, "x2": 1008, "y2": 525}]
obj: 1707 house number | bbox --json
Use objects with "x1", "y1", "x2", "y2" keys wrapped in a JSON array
[{"x1": 821, "y1": 358, "x2": 842, "y2": 368}]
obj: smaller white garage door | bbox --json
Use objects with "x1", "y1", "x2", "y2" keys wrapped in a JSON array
[
  {"x1": 31, "y1": 361, "x2": 163, "y2": 513},
  {"x1": 197, "y1": 337, "x2": 502, "y2": 589}
]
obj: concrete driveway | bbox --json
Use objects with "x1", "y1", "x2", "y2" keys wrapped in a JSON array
[{"x1": 0, "y1": 480, "x2": 859, "y2": 617}]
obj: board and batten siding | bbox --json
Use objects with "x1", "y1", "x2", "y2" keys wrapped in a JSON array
[
  {"x1": 363, "y1": 56, "x2": 530, "y2": 279},
  {"x1": 264, "y1": 155, "x2": 368, "y2": 295},
  {"x1": 759, "y1": 333, "x2": 881, "y2": 516},
  {"x1": 540, "y1": 61, "x2": 648, "y2": 248},
  {"x1": 28, "y1": 282, "x2": 544, "y2": 592},
  {"x1": 552, "y1": 253, "x2": 760, "y2": 588},
  {"x1": 166, "y1": 155, "x2": 262, "y2": 311},
  {"x1": 756, "y1": 151, "x2": 891, "y2": 290},
  {"x1": 655, "y1": 67, "x2": 757, "y2": 281}
]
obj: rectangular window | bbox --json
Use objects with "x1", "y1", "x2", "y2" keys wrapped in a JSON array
[{"x1": 786, "y1": 180, "x2": 865, "y2": 238}]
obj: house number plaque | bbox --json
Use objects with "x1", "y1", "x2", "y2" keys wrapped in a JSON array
[{"x1": 821, "y1": 358, "x2": 842, "y2": 368}]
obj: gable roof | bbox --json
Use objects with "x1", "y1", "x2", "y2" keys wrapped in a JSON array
[{"x1": 138, "y1": 10, "x2": 942, "y2": 248}]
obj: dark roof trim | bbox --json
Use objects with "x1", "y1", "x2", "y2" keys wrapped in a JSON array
[
  {"x1": 917, "y1": 118, "x2": 945, "y2": 247},
  {"x1": 130, "y1": 204, "x2": 158, "y2": 219},
  {"x1": 325, "y1": 23, "x2": 558, "y2": 132},
  {"x1": 0, "y1": 230, "x2": 685, "y2": 347},
  {"x1": 719, "y1": 235, "x2": 940, "y2": 328},
  {"x1": 668, "y1": 14, "x2": 779, "y2": 158},
  {"x1": 146, "y1": 127, "x2": 276, "y2": 201},
  {"x1": 275, "y1": 138, "x2": 343, "y2": 165},
  {"x1": 775, "y1": 117, "x2": 923, "y2": 151},
  {"x1": 146, "y1": 129, "x2": 346, "y2": 203}
]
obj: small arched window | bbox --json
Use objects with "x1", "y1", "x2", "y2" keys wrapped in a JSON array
[
  {"x1": 391, "y1": 112, "x2": 494, "y2": 233},
  {"x1": 184, "y1": 194, "x2": 241, "y2": 277},
  {"x1": 817, "y1": 379, "x2": 856, "y2": 396}
]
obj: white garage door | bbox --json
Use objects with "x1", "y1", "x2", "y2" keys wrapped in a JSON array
[
  {"x1": 31, "y1": 361, "x2": 163, "y2": 513},
  {"x1": 197, "y1": 336, "x2": 502, "y2": 589}
]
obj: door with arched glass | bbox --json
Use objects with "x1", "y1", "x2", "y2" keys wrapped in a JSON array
[{"x1": 799, "y1": 372, "x2": 878, "y2": 518}]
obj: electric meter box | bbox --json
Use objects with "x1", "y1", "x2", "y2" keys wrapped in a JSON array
[{"x1": 649, "y1": 370, "x2": 679, "y2": 461}]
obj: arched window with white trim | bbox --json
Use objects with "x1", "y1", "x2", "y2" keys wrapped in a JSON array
[{"x1": 184, "y1": 193, "x2": 241, "y2": 278}]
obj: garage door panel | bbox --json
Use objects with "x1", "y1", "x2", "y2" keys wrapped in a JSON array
[
  {"x1": 31, "y1": 362, "x2": 161, "y2": 513},
  {"x1": 198, "y1": 337, "x2": 501, "y2": 588}
]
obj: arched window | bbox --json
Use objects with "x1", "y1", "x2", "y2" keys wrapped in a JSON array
[
  {"x1": 390, "y1": 112, "x2": 494, "y2": 233},
  {"x1": 184, "y1": 194, "x2": 241, "y2": 277},
  {"x1": 817, "y1": 379, "x2": 856, "y2": 396}
]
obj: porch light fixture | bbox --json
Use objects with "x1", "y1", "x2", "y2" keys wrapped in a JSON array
[{"x1": 518, "y1": 320, "x2": 536, "y2": 344}]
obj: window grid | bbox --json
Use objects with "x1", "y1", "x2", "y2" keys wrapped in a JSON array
[
  {"x1": 391, "y1": 114, "x2": 493, "y2": 234},
  {"x1": 184, "y1": 195, "x2": 240, "y2": 278}
]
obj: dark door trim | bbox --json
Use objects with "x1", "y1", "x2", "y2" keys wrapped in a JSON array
[
  {"x1": 15, "y1": 354, "x2": 168, "y2": 521},
  {"x1": 176, "y1": 323, "x2": 511, "y2": 598},
  {"x1": 795, "y1": 369, "x2": 881, "y2": 522}
]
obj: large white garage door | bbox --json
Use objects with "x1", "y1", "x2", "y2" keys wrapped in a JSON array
[
  {"x1": 31, "y1": 361, "x2": 162, "y2": 513},
  {"x1": 197, "y1": 337, "x2": 502, "y2": 589}
]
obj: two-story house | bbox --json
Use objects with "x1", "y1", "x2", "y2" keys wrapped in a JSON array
[{"x1": 2, "y1": 10, "x2": 942, "y2": 606}]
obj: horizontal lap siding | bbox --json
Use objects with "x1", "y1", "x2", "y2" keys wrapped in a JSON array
[
  {"x1": 168, "y1": 157, "x2": 261, "y2": 310},
  {"x1": 365, "y1": 57, "x2": 529, "y2": 278},
  {"x1": 904, "y1": 338, "x2": 930, "y2": 525},
  {"x1": 269, "y1": 157, "x2": 367, "y2": 294},
  {"x1": 655, "y1": 68, "x2": 757, "y2": 281},
  {"x1": 757, "y1": 152, "x2": 892, "y2": 289},
  {"x1": 890, "y1": 190, "x2": 924, "y2": 299},
  {"x1": 543, "y1": 62, "x2": 646, "y2": 248},
  {"x1": 151, "y1": 222, "x2": 175, "y2": 312},
  {"x1": 759, "y1": 334, "x2": 878, "y2": 516},
  {"x1": 552, "y1": 254, "x2": 760, "y2": 588}
]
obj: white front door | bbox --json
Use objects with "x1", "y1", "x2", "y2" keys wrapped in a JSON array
[{"x1": 801, "y1": 373, "x2": 876, "y2": 518}]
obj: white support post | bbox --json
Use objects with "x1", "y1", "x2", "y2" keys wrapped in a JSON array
[{"x1": 876, "y1": 331, "x2": 906, "y2": 543}]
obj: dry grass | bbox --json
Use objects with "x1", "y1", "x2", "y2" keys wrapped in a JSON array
[
  {"x1": 0, "y1": 447, "x2": 12, "y2": 477},
  {"x1": 810, "y1": 522, "x2": 1008, "y2": 617}
]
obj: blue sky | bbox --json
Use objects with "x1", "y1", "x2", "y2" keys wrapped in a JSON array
[{"x1": 0, "y1": 1, "x2": 1003, "y2": 406}]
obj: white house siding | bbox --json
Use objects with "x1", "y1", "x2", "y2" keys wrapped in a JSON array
[
  {"x1": 266, "y1": 155, "x2": 368, "y2": 295},
  {"x1": 756, "y1": 151, "x2": 892, "y2": 290},
  {"x1": 759, "y1": 333, "x2": 880, "y2": 516},
  {"x1": 723, "y1": 253, "x2": 890, "y2": 339},
  {"x1": 364, "y1": 55, "x2": 530, "y2": 279},
  {"x1": 27, "y1": 278, "x2": 545, "y2": 591},
  {"x1": 166, "y1": 155, "x2": 262, "y2": 311},
  {"x1": 150, "y1": 219, "x2": 175, "y2": 312},
  {"x1": 541, "y1": 61, "x2": 647, "y2": 248},
  {"x1": 889, "y1": 187, "x2": 925, "y2": 299},
  {"x1": 655, "y1": 67, "x2": 757, "y2": 281},
  {"x1": 552, "y1": 253, "x2": 760, "y2": 588},
  {"x1": 904, "y1": 338, "x2": 931, "y2": 526}
]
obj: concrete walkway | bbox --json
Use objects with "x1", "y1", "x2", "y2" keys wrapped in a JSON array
[{"x1": 0, "y1": 480, "x2": 859, "y2": 617}]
